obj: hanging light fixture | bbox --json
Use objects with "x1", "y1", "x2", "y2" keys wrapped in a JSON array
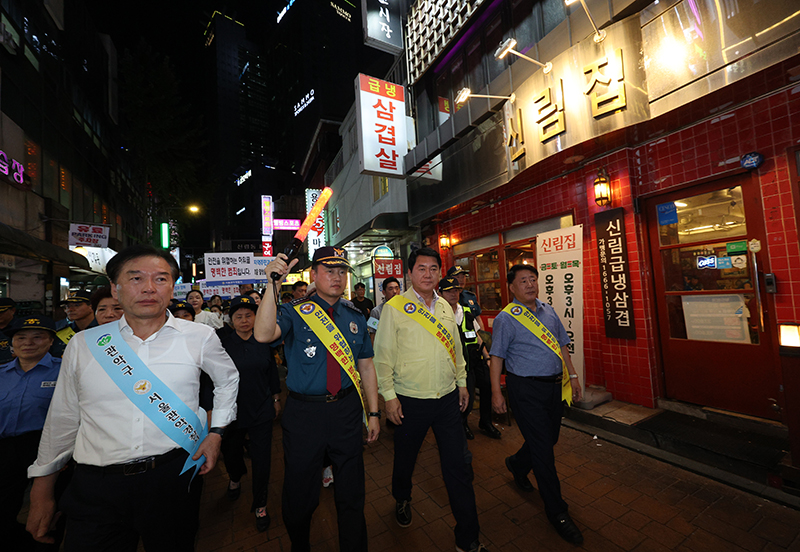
[
  {"x1": 439, "y1": 234, "x2": 451, "y2": 250},
  {"x1": 593, "y1": 168, "x2": 611, "y2": 207}
]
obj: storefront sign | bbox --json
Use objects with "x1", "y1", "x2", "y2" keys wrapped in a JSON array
[
  {"x1": 0, "y1": 149, "x2": 25, "y2": 190},
  {"x1": 274, "y1": 219, "x2": 301, "y2": 231},
  {"x1": 537, "y1": 225, "x2": 584, "y2": 388},
  {"x1": 262, "y1": 240, "x2": 273, "y2": 256},
  {"x1": 294, "y1": 90, "x2": 315, "y2": 117},
  {"x1": 503, "y1": 17, "x2": 648, "y2": 181},
  {"x1": 204, "y1": 252, "x2": 254, "y2": 283},
  {"x1": 373, "y1": 258, "x2": 404, "y2": 303},
  {"x1": 355, "y1": 74, "x2": 407, "y2": 178},
  {"x1": 69, "y1": 224, "x2": 110, "y2": 248},
  {"x1": 235, "y1": 170, "x2": 252, "y2": 186},
  {"x1": 361, "y1": 0, "x2": 402, "y2": 55},
  {"x1": 305, "y1": 189, "x2": 326, "y2": 261},
  {"x1": 261, "y1": 195, "x2": 273, "y2": 237},
  {"x1": 595, "y1": 208, "x2": 636, "y2": 339}
]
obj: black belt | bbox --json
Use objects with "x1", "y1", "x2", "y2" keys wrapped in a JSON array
[
  {"x1": 288, "y1": 385, "x2": 355, "y2": 403},
  {"x1": 509, "y1": 372, "x2": 562, "y2": 383},
  {"x1": 78, "y1": 448, "x2": 185, "y2": 476}
]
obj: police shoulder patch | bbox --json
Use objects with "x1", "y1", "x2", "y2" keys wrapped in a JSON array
[
  {"x1": 341, "y1": 300, "x2": 363, "y2": 316},
  {"x1": 290, "y1": 296, "x2": 313, "y2": 307}
]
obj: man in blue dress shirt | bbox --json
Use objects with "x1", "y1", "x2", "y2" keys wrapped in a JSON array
[
  {"x1": 0, "y1": 315, "x2": 62, "y2": 549},
  {"x1": 489, "y1": 264, "x2": 584, "y2": 545},
  {"x1": 255, "y1": 246, "x2": 380, "y2": 552}
]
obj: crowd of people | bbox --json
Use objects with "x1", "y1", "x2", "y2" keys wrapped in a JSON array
[{"x1": 0, "y1": 242, "x2": 585, "y2": 551}]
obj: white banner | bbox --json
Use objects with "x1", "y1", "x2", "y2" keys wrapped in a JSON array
[
  {"x1": 536, "y1": 225, "x2": 584, "y2": 393},
  {"x1": 69, "y1": 223, "x2": 110, "y2": 248},
  {"x1": 198, "y1": 281, "x2": 239, "y2": 300},
  {"x1": 355, "y1": 74, "x2": 406, "y2": 178},
  {"x1": 173, "y1": 283, "x2": 194, "y2": 300},
  {"x1": 204, "y1": 252, "x2": 254, "y2": 283}
]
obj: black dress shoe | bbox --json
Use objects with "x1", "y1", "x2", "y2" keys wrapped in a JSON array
[
  {"x1": 395, "y1": 500, "x2": 412, "y2": 527},
  {"x1": 505, "y1": 456, "x2": 534, "y2": 492},
  {"x1": 550, "y1": 512, "x2": 584, "y2": 545},
  {"x1": 464, "y1": 424, "x2": 475, "y2": 440},
  {"x1": 479, "y1": 422, "x2": 502, "y2": 439},
  {"x1": 255, "y1": 509, "x2": 271, "y2": 532},
  {"x1": 227, "y1": 482, "x2": 241, "y2": 501}
]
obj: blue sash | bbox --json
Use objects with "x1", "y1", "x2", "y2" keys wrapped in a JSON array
[{"x1": 84, "y1": 323, "x2": 207, "y2": 479}]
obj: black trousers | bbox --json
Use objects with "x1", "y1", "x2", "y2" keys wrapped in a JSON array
[
  {"x1": 220, "y1": 420, "x2": 274, "y2": 511},
  {"x1": 281, "y1": 390, "x2": 367, "y2": 552},
  {"x1": 506, "y1": 373, "x2": 569, "y2": 519},
  {"x1": 393, "y1": 390, "x2": 479, "y2": 549},
  {"x1": 0, "y1": 431, "x2": 67, "y2": 551},
  {"x1": 463, "y1": 358, "x2": 493, "y2": 427},
  {"x1": 60, "y1": 450, "x2": 203, "y2": 552}
]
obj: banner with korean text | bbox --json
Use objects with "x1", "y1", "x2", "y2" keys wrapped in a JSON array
[
  {"x1": 355, "y1": 74, "x2": 406, "y2": 178},
  {"x1": 69, "y1": 223, "x2": 110, "y2": 248},
  {"x1": 595, "y1": 208, "x2": 636, "y2": 339},
  {"x1": 197, "y1": 281, "x2": 239, "y2": 300},
  {"x1": 204, "y1": 253, "x2": 254, "y2": 285},
  {"x1": 536, "y1": 225, "x2": 584, "y2": 392}
]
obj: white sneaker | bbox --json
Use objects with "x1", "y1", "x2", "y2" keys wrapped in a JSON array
[{"x1": 322, "y1": 465, "x2": 334, "y2": 487}]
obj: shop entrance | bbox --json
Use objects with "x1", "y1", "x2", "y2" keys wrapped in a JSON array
[{"x1": 646, "y1": 174, "x2": 781, "y2": 420}]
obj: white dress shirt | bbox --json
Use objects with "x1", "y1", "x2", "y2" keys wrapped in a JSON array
[
  {"x1": 29, "y1": 313, "x2": 239, "y2": 476},
  {"x1": 195, "y1": 309, "x2": 223, "y2": 329}
]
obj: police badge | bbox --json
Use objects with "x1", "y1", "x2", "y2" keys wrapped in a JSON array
[
  {"x1": 304, "y1": 345, "x2": 316, "y2": 358},
  {"x1": 349, "y1": 321, "x2": 358, "y2": 334}
]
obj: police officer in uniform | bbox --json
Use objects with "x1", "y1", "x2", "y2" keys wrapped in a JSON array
[
  {"x1": 0, "y1": 298, "x2": 18, "y2": 364},
  {"x1": 447, "y1": 266, "x2": 482, "y2": 327},
  {"x1": 439, "y1": 277, "x2": 500, "y2": 440},
  {"x1": 52, "y1": 291, "x2": 97, "y2": 357},
  {"x1": 0, "y1": 316, "x2": 64, "y2": 550},
  {"x1": 254, "y1": 246, "x2": 380, "y2": 552}
]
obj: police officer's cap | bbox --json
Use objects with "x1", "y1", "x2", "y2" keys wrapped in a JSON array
[
  {"x1": 0, "y1": 298, "x2": 16, "y2": 312},
  {"x1": 59, "y1": 290, "x2": 92, "y2": 306},
  {"x1": 169, "y1": 301, "x2": 195, "y2": 319},
  {"x1": 312, "y1": 246, "x2": 351, "y2": 269},
  {"x1": 438, "y1": 276, "x2": 462, "y2": 292},
  {"x1": 229, "y1": 296, "x2": 258, "y2": 316},
  {"x1": 447, "y1": 266, "x2": 469, "y2": 277},
  {"x1": 6, "y1": 315, "x2": 57, "y2": 336}
]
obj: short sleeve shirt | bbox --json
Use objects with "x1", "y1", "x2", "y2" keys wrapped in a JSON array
[
  {"x1": 490, "y1": 298, "x2": 570, "y2": 377},
  {"x1": 0, "y1": 353, "x2": 62, "y2": 438},
  {"x1": 274, "y1": 295, "x2": 374, "y2": 395}
]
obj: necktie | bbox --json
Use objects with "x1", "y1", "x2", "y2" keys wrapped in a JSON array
[{"x1": 326, "y1": 307, "x2": 341, "y2": 396}]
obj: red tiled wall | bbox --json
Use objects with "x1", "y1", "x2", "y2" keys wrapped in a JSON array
[{"x1": 438, "y1": 85, "x2": 800, "y2": 408}]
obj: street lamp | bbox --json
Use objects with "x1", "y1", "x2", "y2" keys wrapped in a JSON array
[
  {"x1": 494, "y1": 38, "x2": 552, "y2": 74},
  {"x1": 565, "y1": 0, "x2": 606, "y2": 43},
  {"x1": 188, "y1": 205, "x2": 200, "y2": 213}
]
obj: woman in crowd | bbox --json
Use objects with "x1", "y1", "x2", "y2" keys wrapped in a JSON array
[
  {"x1": 90, "y1": 287, "x2": 124, "y2": 325},
  {"x1": 186, "y1": 290, "x2": 223, "y2": 329}
]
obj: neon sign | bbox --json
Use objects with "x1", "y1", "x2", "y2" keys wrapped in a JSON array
[
  {"x1": 294, "y1": 90, "x2": 315, "y2": 117},
  {"x1": 235, "y1": 169, "x2": 252, "y2": 186},
  {"x1": 277, "y1": 0, "x2": 296, "y2": 23}
]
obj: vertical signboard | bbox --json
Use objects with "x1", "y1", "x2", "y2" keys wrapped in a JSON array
[
  {"x1": 361, "y1": 0, "x2": 403, "y2": 54},
  {"x1": 305, "y1": 189, "x2": 326, "y2": 261},
  {"x1": 594, "y1": 208, "x2": 636, "y2": 339},
  {"x1": 537, "y1": 225, "x2": 584, "y2": 390},
  {"x1": 373, "y1": 258, "x2": 404, "y2": 303},
  {"x1": 261, "y1": 195, "x2": 273, "y2": 237},
  {"x1": 355, "y1": 74, "x2": 406, "y2": 178}
]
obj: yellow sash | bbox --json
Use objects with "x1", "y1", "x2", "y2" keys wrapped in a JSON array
[
  {"x1": 293, "y1": 301, "x2": 367, "y2": 424},
  {"x1": 501, "y1": 303, "x2": 573, "y2": 406},
  {"x1": 387, "y1": 295, "x2": 456, "y2": 365},
  {"x1": 56, "y1": 325, "x2": 76, "y2": 346}
]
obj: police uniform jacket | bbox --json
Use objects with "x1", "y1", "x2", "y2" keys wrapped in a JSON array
[
  {"x1": 0, "y1": 353, "x2": 61, "y2": 438},
  {"x1": 273, "y1": 295, "x2": 373, "y2": 395}
]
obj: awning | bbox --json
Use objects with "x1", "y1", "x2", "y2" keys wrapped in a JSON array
[{"x1": 0, "y1": 221, "x2": 91, "y2": 269}]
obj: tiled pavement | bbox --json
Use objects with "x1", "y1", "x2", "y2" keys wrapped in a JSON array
[{"x1": 194, "y1": 408, "x2": 800, "y2": 552}]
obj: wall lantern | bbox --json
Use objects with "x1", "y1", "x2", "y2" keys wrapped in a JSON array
[
  {"x1": 494, "y1": 38, "x2": 552, "y2": 74},
  {"x1": 594, "y1": 168, "x2": 612, "y2": 207},
  {"x1": 780, "y1": 324, "x2": 800, "y2": 348},
  {"x1": 439, "y1": 234, "x2": 451, "y2": 250},
  {"x1": 565, "y1": 0, "x2": 606, "y2": 43},
  {"x1": 455, "y1": 87, "x2": 515, "y2": 105}
]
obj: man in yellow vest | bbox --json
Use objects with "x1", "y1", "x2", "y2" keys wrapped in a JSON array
[
  {"x1": 373, "y1": 247, "x2": 488, "y2": 552},
  {"x1": 489, "y1": 264, "x2": 583, "y2": 545},
  {"x1": 52, "y1": 291, "x2": 97, "y2": 357},
  {"x1": 255, "y1": 246, "x2": 380, "y2": 552}
]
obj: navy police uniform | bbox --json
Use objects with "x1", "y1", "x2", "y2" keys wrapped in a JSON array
[
  {"x1": 272, "y1": 248, "x2": 374, "y2": 552},
  {"x1": 446, "y1": 266, "x2": 482, "y2": 317},
  {"x1": 52, "y1": 291, "x2": 98, "y2": 358},
  {"x1": 0, "y1": 316, "x2": 65, "y2": 550}
]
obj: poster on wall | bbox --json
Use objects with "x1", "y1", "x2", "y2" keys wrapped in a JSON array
[
  {"x1": 536, "y1": 225, "x2": 584, "y2": 391},
  {"x1": 595, "y1": 208, "x2": 637, "y2": 339}
]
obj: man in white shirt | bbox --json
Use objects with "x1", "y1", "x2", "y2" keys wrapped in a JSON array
[{"x1": 26, "y1": 244, "x2": 239, "y2": 551}]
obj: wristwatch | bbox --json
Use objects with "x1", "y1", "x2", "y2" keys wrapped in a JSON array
[
  {"x1": 368, "y1": 411, "x2": 382, "y2": 419},
  {"x1": 208, "y1": 427, "x2": 225, "y2": 436}
]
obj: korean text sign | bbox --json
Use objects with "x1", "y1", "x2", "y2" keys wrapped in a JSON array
[
  {"x1": 204, "y1": 253, "x2": 254, "y2": 283},
  {"x1": 305, "y1": 189, "x2": 326, "y2": 262},
  {"x1": 69, "y1": 224, "x2": 110, "y2": 248},
  {"x1": 355, "y1": 74, "x2": 407, "y2": 178},
  {"x1": 360, "y1": 0, "x2": 403, "y2": 54},
  {"x1": 595, "y1": 208, "x2": 636, "y2": 339},
  {"x1": 373, "y1": 259, "x2": 404, "y2": 303},
  {"x1": 537, "y1": 225, "x2": 584, "y2": 391}
]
